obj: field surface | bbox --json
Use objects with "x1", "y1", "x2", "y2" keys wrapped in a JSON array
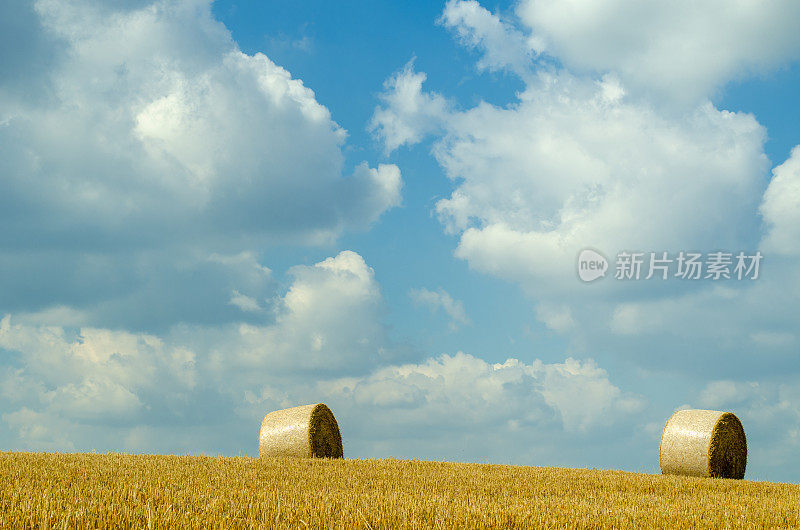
[{"x1": 2, "y1": 452, "x2": 799, "y2": 529}]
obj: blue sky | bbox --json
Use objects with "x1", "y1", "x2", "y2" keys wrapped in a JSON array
[{"x1": 1, "y1": 0, "x2": 799, "y2": 482}]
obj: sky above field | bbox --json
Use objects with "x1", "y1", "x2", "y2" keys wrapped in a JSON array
[{"x1": 1, "y1": 0, "x2": 800, "y2": 482}]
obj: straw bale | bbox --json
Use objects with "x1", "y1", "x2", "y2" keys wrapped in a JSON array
[
  {"x1": 259, "y1": 403, "x2": 343, "y2": 459},
  {"x1": 659, "y1": 409, "x2": 746, "y2": 479}
]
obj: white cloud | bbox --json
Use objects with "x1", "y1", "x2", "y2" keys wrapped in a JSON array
[
  {"x1": 1, "y1": 0, "x2": 798, "y2": 479},
  {"x1": 0, "y1": 251, "x2": 387, "y2": 451},
  {"x1": 760, "y1": 145, "x2": 800, "y2": 255},
  {"x1": 324, "y1": 352, "x2": 643, "y2": 435},
  {"x1": 10, "y1": 0, "x2": 398, "y2": 243},
  {"x1": 370, "y1": 4, "x2": 794, "y2": 377},
  {"x1": 610, "y1": 302, "x2": 665, "y2": 336},
  {"x1": 374, "y1": 63, "x2": 767, "y2": 294},
  {"x1": 409, "y1": 287, "x2": 470, "y2": 330},
  {"x1": 368, "y1": 2, "x2": 794, "y2": 315},
  {"x1": 47, "y1": 379, "x2": 144, "y2": 422},
  {"x1": 439, "y1": 0, "x2": 535, "y2": 77},
  {"x1": 228, "y1": 290, "x2": 261, "y2": 313},
  {"x1": 368, "y1": 3, "x2": 800, "y2": 478},
  {"x1": 1, "y1": 408, "x2": 75, "y2": 451},
  {"x1": 0, "y1": 0, "x2": 401, "y2": 328},
  {"x1": 195, "y1": 251, "x2": 389, "y2": 385},
  {"x1": 341, "y1": 162, "x2": 404, "y2": 226},
  {"x1": 516, "y1": 0, "x2": 800, "y2": 103},
  {"x1": 582, "y1": 263, "x2": 800, "y2": 394},
  {"x1": 0, "y1": 313, "x2": 197, "y2": 437},
  {"x1": 1, "y1": 250, "x2": 643, "y2": 464},
  {"x1": 540, "y1": 357, "x2": 644, "y2": 431},
  {"x1": 369, "y1": 60, "x2": 450, "y2": 153},
  {"x1": 432, "y1": 72, "x2": 767, "y2": 291},
  {"x1": 535, "y1": 303, "x2": 575, "y2": 333},
  {"x1": 208, "y1": 251, "x2": 272, "y2": 284},
  {"x1": 370, "y1": 3, "x2": 785, "y2": 306},
  {"x1": 698, "y1": 380, "x2": 760, "y2": 409}
]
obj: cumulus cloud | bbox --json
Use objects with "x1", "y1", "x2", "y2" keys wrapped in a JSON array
[
  {"x1": 340, "y1": 162, "x2": 404, "y2": 226},
  {"x1": 371, "y1": 2, "x2": 796, "y2": 359},
  {"x1": 369, "y1": 60, "x2": 450, "y2": 153},
  {"x1": 228, "y1": 290, "x2": 261, "y2": 313},
  {"x1": 369, "y1": 2, "x2": 800, "y2": 477},
  {"x1": 435, "y1": 73, "x2": 766, "y2": 291},
  {"x1": 2, "y1": 0, "x2": 798, "y2": 480},
  {"x1": 1, "y1": 250, "x2": 642, "y2": 466},
  {"x1": 601, "y1": 255, "x2": 799, "y2": 364},
  {"x1": 516, "y1": 0, "x2": 800, "y2": 103},
  {"x1": 409, "y1": 287, "x2": 470, "y2": 330},
  {"x1": 0, "y1": 251, "x2": 386, "y2": 452},
  {"x1": 0, "y1": 0, "x2": 400, "y2": 247},
  {"x1": 698, "y1": 380, "x2": 760, "y2": 409},
  {"x1": 0, "y1": 313, "x2": 198, "y2": 449},
  {"x1": 370, "y1": 3, "x2": 794, "y2": 306},
  {"x1": 0, "y1": 0, "x2": 402, "y2": 330},
  {"x1": 322, "y1": 352, "x2": 643, "y2": 462},
  {"x1": 760, "y1": 145, "x2": 800, "y2": 255},
  {"x1": 535, "y1": 304, "x2": 575, "y2": 333},
  {"x1": 374, "y1": 63, "x2": 767, "y2": 295},
  {"x1": 439, "y1": 0, "x2": 536, "y2": 77},
  {"x1": 598, "y1": 138, "x2": 800, "y2": 354},
  {"x1": 1, "y1": 408, "x2": 75, "y2": 452},
  {"x1": 212, "y1": 251, "x2": 388, "y2": 377}
]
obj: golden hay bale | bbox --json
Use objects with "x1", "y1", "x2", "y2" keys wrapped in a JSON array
[
  {"x1": 259, "y1": 403, "x2": 343, "y2": 459},
  {"x1": 659, "y1": 409, "x2": 746, "y2": 479}
]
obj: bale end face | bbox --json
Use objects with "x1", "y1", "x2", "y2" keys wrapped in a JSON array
[
  {"x1": 308, "y1": 403, "x2": 344, "y2": 458},
  {"x1": 707, "y1": 412, "x2": 746, "y2": 479}
]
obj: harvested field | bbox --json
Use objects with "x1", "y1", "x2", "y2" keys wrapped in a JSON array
[{"x1": 2, "y1": 452, "x2": 799, "y2": 528}]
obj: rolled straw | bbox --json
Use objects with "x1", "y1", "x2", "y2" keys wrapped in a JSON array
[
  {"x1": 259, "y1": 403, "x2": 343, "y2": 459},
  {"x1": 659, "y1": 409, "x2": 746, "y2": 479}
]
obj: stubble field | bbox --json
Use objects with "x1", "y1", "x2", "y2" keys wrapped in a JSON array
[{"x1": 2, "y1": 452, "x2": 799, "y2": 528}]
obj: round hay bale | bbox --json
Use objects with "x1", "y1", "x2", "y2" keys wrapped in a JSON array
[
  {"x1": 659, "y1": 409, "x2": 746, "y2": 479},
  {"x1": 259, "y1": 403, "x2": 343, "y2": 459}
]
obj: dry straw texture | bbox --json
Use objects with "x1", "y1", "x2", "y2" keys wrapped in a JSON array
[
  {"x1": 660, "y1": 409, "x2": 747, "y2": 479},
  {"x1": 259, "y1": 403, "x2": 343, "y2": 459},
  {"x1": 3, "y1": 453, "x2": 799, "y2": 528}
]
